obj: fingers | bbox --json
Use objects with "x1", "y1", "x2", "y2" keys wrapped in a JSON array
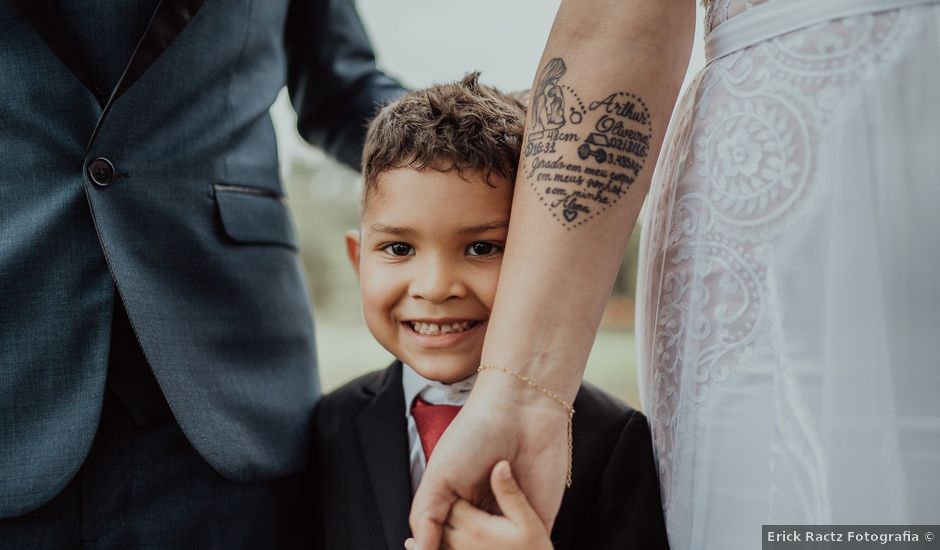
[
  {"x1": 441, "y1": 521, "x2": 461, "y2": 550},
  {"x1": 409, "y1": 471, "x2": 457, "y2": 550},
  {"x1": 490, "y1": 460, "x2": 541, "y2": 526},
  {"x1": 447, "y1": 499, "x2": 493, "y2": 527},
  {"x1": 441, "y1": 499, "x2": 496, "y2": 550},
  {"x1": 409, "y1": 504, "x2": 443, "y2": 550},
  {"x1": 504, "y1": 445, "x2": 567, "y2": 532}
]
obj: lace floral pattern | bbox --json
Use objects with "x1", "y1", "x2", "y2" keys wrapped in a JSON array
[
  {"x1": 703, "y1": 0, "x2": 772, "y2": 35},
  {"x1": 639, "y1": 3, "x2": 921, "y2": 540}
]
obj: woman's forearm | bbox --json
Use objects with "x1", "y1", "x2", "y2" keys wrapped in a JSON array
[{"x1": 481, "y1": 0, "x2": 695, "y2": 401}]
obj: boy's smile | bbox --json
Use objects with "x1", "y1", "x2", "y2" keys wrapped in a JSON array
[
  {"x1": 346, "y1": 167, "x2": 513, "y2": 384},
  {"x1": 403, "y1": 319, "x2": 483, "y2": 344}
]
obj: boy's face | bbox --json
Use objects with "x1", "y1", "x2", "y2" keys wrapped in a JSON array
[{"x1": 346, "y1": 167, "x2": 512, "y2": 383}]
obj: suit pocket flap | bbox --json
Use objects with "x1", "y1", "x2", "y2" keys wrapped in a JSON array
[{"x1": 215, "y1": 184, "x2": 298, "y2": 250}]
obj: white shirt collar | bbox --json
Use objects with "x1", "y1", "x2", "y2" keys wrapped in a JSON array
[
  {"x1": 402, "y1": 363, "x2": 476, "y2": 495},
  {"x1": 401, "y1": 363, "x2": 476, "y2": 415}
]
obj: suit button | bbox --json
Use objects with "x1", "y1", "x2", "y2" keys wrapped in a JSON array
[{"x1": 88, "y1": 157, "x2": 115, "y2": 187}]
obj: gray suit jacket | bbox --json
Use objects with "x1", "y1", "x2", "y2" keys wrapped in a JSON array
[{"x1": 0, "y1": 0, "x2": 403, "y2": 517}]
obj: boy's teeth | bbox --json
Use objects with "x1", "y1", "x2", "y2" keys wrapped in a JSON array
[{"x1": 410, "y1": 321, "x2": 474, "y2": 334}]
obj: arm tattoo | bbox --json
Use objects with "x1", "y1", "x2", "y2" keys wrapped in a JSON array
[{"x1": 524, "y1": 57, "x2": 652, "y2": 229}]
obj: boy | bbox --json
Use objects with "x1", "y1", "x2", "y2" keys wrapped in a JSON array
[{"x1": 305, "y1": 73, "x2": 669, "y2": 549}]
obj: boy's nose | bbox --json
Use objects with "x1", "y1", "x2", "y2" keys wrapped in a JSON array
[{"x1": 409, "y1": 259, "x2": 468, "y2": 304}]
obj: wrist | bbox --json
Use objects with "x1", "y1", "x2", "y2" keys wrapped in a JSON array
[
  {"x1": 473, "y1": 363, "x2": 576, "y2": 488},
  {"x1": 479, "y1": 315, "x2": 587, "y2": 405},
  {"x1": 472, "y1": 364, "x2": 572, "y2": 414},
  {"x1": 477, "y1": 363, "x2": 574, "y2": 415}
]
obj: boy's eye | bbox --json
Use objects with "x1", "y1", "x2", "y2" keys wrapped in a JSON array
[
  {"x1": 382, "y1": 242, "x2": 414, "y2": 257},
  {"x1": 466, "y1": 241, "x2": 502, "y2": 257}
]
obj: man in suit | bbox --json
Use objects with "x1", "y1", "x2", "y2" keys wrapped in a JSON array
[
  {"x1": 305, "y1": 75, "x2": 669, "y2": 549},
  {"x1": 0, "y1": 0, "x2": 403, "y2": 546}
]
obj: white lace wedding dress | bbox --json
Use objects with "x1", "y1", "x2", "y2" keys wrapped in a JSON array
[{"x1": 637, "y1": 0, "x2": 940, "y2": 548}]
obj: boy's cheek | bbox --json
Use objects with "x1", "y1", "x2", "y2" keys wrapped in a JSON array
[
  {"x1": 359, "y1": 277, "x2": 388, "y2": 306},
  {"x1": 475, "y1": 265, "x2": 502, "y2": 310},
  {"x1": 359, "y1": 268, "x2": 403, "y2": 311}
]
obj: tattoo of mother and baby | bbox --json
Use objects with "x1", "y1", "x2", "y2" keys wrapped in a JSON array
[{"x1": 525, "y1": 57, "x2": 652, "y2": 229}]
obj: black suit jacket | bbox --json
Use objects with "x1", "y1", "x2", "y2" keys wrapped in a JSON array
[{"x1": 304, "y1": 362, "x2": 670, "y2": 549}]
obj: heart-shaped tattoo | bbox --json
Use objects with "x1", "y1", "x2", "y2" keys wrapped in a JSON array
[{"x1": 524, "y1": 58, "x2": 652, "y2": 230}]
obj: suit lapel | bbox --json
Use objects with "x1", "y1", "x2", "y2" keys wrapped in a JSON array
[
  {"x1": 356, "y1": 362, "x2": 413, "y2": 550},
  {"x1": 10, "y1": 0, "x2": 98, "y2": 96},
  {"x1": 85, "y1": 0, "x2": 206, "y2": 152},
  {"x1": 11, "y1": 0, "x2": 205, "y2": 104},
  {"x1": 110, "y1": 0, "x2": 206, "y2": 103},
  {"x1": 13, "y1": 0, "x2": 207, "y2": 151}
]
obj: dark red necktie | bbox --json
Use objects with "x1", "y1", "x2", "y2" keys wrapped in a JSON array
[{"x1": 411, "y1": 397, "x2": 461, "y2": 460}]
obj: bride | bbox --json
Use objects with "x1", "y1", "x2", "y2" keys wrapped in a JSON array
[{"x1": 638, "y1": 0, "x2": 940, "y2": 548}]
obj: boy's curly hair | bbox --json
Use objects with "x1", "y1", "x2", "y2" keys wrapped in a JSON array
[{"x1": 361, "y1": 72, "x2": 525, "y2": 205}]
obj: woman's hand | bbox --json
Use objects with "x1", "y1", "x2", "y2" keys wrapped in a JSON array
[
  {"x1": 406, "y1": 460, "x2": 554, "y2": 550},
  {"x1": 408, "y1": 373, "x2": 569, "y2": 549}
]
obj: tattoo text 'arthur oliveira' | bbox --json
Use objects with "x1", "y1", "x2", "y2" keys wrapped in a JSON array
[{"x1": 524, "y1": 57, "x2": 652, "y2": 229}]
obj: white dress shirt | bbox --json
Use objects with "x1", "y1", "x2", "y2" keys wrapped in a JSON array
[{"x1": 402, "y1": 364, "x2": 476, "y2": 495}]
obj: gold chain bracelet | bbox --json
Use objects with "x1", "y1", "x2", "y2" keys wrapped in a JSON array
[{"x1": 477, "y1": 363, "x2": 575, "y2": 488}]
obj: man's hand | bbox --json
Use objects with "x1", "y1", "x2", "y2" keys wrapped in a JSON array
[{"x1": 408, "y1": 373, "x2": 569, "y2": 550}]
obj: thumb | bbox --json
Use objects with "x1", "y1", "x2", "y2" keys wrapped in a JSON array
[
  {"x1": 490, "y1": 460, "x2": 540, "y2": 525},
  {"x1": 409, "y1": 472, "x2": 455, "y2": 550}
]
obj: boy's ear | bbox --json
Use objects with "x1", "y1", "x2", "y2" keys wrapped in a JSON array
[{"x1": 345, "y1": 230, "x2": 362, "y2": 277}]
